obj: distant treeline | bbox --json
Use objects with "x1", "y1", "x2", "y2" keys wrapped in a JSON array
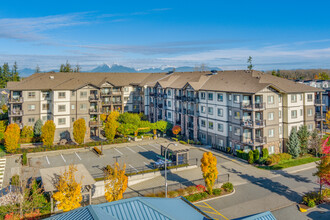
[
  {"x1": 264, "y1": 69, "x2": 330, "y2": 80},
  {"x1": 0, "y1": 62, "x2": 20, "y2": 88}
]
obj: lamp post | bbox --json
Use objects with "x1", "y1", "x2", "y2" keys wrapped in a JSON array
[{"x1": 164, "y1": 142, "x2": 177, "y2": 198}]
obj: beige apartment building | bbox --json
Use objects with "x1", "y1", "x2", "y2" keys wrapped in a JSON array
[{"x1": 7, "y1": 70, "x2": 323, "y2": 154}]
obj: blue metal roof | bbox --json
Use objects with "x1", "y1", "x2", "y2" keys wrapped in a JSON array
[
  {"x1": 234, "y1": 211, "x2": 276, "y2": 220},
  {"x1": 47, "y1": 197, "x2": 211, "y2": 220}
]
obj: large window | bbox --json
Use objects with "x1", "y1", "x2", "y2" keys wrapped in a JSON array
[
  {"x1": 291, "y1": 110, "x2": 297, "y2": 119},
  {"x1": 168, "y1": 101, "x2": 171, "y2": 107},
  {"x1": 201, "y1": 92, "x2": 206, "y2": 100},
  {"x1": 268, "y1": 112, "x2": 274, "y2": 121},
  {"x1": 307, "y1": 94, "x2": 313, "y2": 102},
  {"x1": 234, "y1": 128, "x2": 240, "y2": 136},
  {"x1": 218, "y1": 123, "x2": 224, "y2": 132},
  {"x1": 28, "y1": 118, "x2": 35, "y2": 123},
  {"x1": 201, "y1": 120, "x2": 206, "y2": 127},
  {"x1": 80, "y1": 91, "x2": 87, "y2": 98},
  {"x1": 42, "y1": 103, "x2": 49, "y2": 111},
  {"x1": 201, "y1": 106, "x2": 206, "y2": 113},
  {"x1": 291, "y1": 94, "x2": 297, "y2": 103},
  {"x1": 208, "y1": 122, "x2": 214, "y2": 129},
  {"x1": 58, "y1": 92, "x2": 66, "y2": 99},
  {"x1": 28, "y1": 92, "x2": 36, "y2": 99},
  {"x1": 234, "y1": 111, "x2": 240, "y2": 119},
  {"x1": 217, "y1": 108, "x2": 223, "y2": 117},
  {"x1": 208, "y1": 93, "x2": 213, "y2": 101},
  {"x1": 208, "y1": 107, "x2": 213, "y2": 115},
  {"x1": 308, "y1": 108, "x2": 313, "y2": 116},
  {"x1": 28, "y1": 104, "x2": 35, "y2": 111},
  {"x1": 58, "y1": 118, "x2": 66, "y2": 125},
  {"x1": 233, "y1": 95, "x2": 240, "y2": 103},
  {"x1": 58, "y1": 105, "x2": 66, "y2": 112},
  {"x1": 269, "y1": 146, "x2": 275, "y2": 154},
  {"x1": 268, "y1": 129, "x2": 274, "y2": 137},
  {"x1": 80, "y1": 104, "x2": 87, "y2": 110},
  {"x1": 267, "y1": 95, "x2": 274, "y2": 104},
  {"x1": 42, "y1": 92, "x2": 50, "y2": 99},
  {"x1": 217, "y1": 93, "x2": 223, "y2": 102}
]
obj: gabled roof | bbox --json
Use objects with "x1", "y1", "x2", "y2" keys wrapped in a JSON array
[{"x1": 47, "y1": 197, "x2": 212, "y2": 220}]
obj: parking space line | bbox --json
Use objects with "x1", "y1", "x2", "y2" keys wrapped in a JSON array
[
  {"x1": 114, "y1": 148, "x2": 123, "y2": 155},
  {"x1": 138, "y1": 145, "x2": 148, "y2": 151},
  {"x1": 75, "y1": 152, "x2": 81, "y2": 160},
  {"x1": 143, "y1": 162, "x2": 149, "y2": 165},
  {"x1": 202, "y1": 202, "x2": 229, "y2": 220},
  {"x1": 45, "y1": 156, "x2": 50, "y2": 165},
  {"x1": 149, "y1": 144, "x2": 159, "y2": 150},
  {"x1": 126, "y1": 147, "x2": 136, "y2": 153},
  {"x1": 128, "y1": 164, "x2": 138, "y2": 172},
  {"x1": 61, "y1": 154, "x2": 66, "y2": 163}
]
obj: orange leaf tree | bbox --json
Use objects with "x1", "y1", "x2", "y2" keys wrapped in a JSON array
[
  {"x1": 104, "y1": 162, "x2": 128, "y2": 202},
  {"x1": 200, "y1": 152, "x2": 218, "y2": 195},
  {"x1": 104, "y1": 111, "x2": 119, "y2": 141},
  {"x1": 172, "y1": 125, "x2": 181, "y2": 135},
  {"x1": 73, "y1": 118, "x2": 86, "y2": 144},
  {"x1": 4, "y1": 123, "x2": 20, "y2": 153},
  {"x1": 53, "y1": 165, "x2": 83, "y2": 212},
  {"x1": 41, "y1": 120, "x2": 56, "y2": 147}
]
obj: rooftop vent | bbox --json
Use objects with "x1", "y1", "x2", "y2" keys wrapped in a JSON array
[
  {"x1": 210, "y1": 70, "x2": 218, "y2": 75},
  {"x1": 49, "y1": 76, "x2": 54, "y2": 80}
]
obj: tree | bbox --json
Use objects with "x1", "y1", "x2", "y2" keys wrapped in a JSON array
[
  {"x1": 137, "y1": 121, "x2": 151, "y2": 134},
  {"x1": 4, "y1": 123, "x2": 20, "y2": 153},
  {"x1": 310, "y1": 129, "x2": 322, "y2": 156},
  {"x1": 104, "y1": 118, "x2": 118, "y2": 141},
  {"x1": 200, "y1": 152, "x2": 218, "y2": 195},
  {"x1": 253, "y1": 149, "x2": 260, "y2": 162},
  {"x1": 247, "y1": 56, "x2": 254, "y2": 70},
  {"x1": 59, "y1": 60, "x2": 73, "y2": 72},
  {"x1": 41, "y1": 120, "x2": 56, "y2": 147},
  {"x1": 107, "y1": 111, "x2": 120, "y2": 121},
  {"x1": 326, "y1": 110, "x2": 330, "y2": 129},
  {"x1": 287, "y1": 128, "x2": 301, "y2": 158},
  {"x1": 248, "y1": 150, "x2": 254, "y2": 164},
  {"x1": 317, "y1": 72, "x2": 329, "y2": 80},
  {"x1": 117, "y1": 123, "x2": 137, "y2": 137},
  {"x1": 156, "y1": 120, "x2": 168, "y2": 134},
  {"x1": 21, "y1": 126, "x2": 34, "y2": 138},
  {"x1": 104, "y1": 162, "x2": 128, "y2": 202},
  {"x1": 53, "y1": 165, "x2": 82, "y2": 212},
  {"x1": 297, "y1": 125, "x2": 310, "y2": 155},
  {"x1": 172, "y1": 125, "x2": 181, "y2": 135},
  {"x1": 73, "y1": 64, "x2": 81, "y2": 73},
  {"x1": 118, "y1": 112, "x2": 140, "y2": 125},
  {"x1": 73, "y1": 118, "x2": 86, "y2": 144},
  {"x1": 33, "y1": 119, "x2": 43, "y2": 137},
  {"x1": 0, "y1": 120, "x2": 7, "y2": 140},
  {"x1": 11, "y1": 62, "x2": 20, "y2": 81},
  {"x1": 100, "y1": 113, "x2": 107, "y2": 122}
]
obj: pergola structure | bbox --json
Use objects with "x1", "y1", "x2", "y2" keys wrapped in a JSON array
[
  {"x1": 161, "y1": 143, "x2": 190, "y2": 165},
  {"x1": 40, "y1": 164, "x2": 95, "y2": 213}
]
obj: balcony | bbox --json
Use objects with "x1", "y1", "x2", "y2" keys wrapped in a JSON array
[
  {"x1": 242, "y1": 136, "x2": 267, "y2": 146},
  {"x1": 112, "y1": 91, "x2": 122, "y2": 95},
  {"x1": 149, "y1": 92, "x2": 155, "y2": 96},
  {"x1": 89, "y1": 95, "x2": 100, "y2": 102},
  {"x1": 89, "y1": 108, "x2": 101, "y2": 114},
  {"x1": 187, "y1": 109, "x2": 195, "y2": 115},
  {"x1": 241, "y1": 119, "x2": 266, "y2": 128},
  {"x1": 188, "y1": 122, "x2": 194, "y2": 128},
  {"x1": 315, "y1": 113, "x2": 326, "y2": 121},
  {"x1": 315, "y1": 99, "x2": 325, "y2": 105},
  {"x1": 9, "y1": 110, "x2": 23, "y2": 117},
  {"x1": 158, "y1": 104, "x2": 163, "y2": 108},
  {"x1": 241, "y1": 102, "x2": 265, "y2": 111},
  {"x1": 113, "y1": 101, "x2": 122, "y2": 105},
  {"x1": 101, "y1": 91, "x2": 111, "y2": 96},
  {"x1": 89, "y1": 121, "x2": 103, "y2": 127},
  {"x1": 102, "y1": 101, "x2": 111, "y2": 106},
  {"x1": 9, "y1": 97, "x2": 23, "y2": 103},
  {"x1": 182, "y1": 96, "x2": 187, "y2": 102}
]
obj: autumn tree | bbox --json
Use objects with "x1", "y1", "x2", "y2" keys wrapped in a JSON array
[
  {"x1": 41, "y1": 120, "x2": 56, "y2": 147},
  {"x1": 0, "y1": 120, "x2": 7, "y2": 140},
  {"x1": 73, "y1": 118, "x2": 86, "y2": 144},
  {"x1": 53, "y1": 165, "x2": 82, "y2": 212},
  {"x1": 104, "y1": 114, "x2": 118, "y2": 141},
  {"x1": 21, "y1": 126, "x2": 34, "y2": 138},
  {"x1": 200, "y1": 152, "x2": 218, "y2": 195},
  {"x1": 172, "y1": 125, "x2": 181, "y2": 135},
  {"x1": 326, "y1": 110, "x2": 330, "y2": 129},
  {"x1": 297, "y1": 125, "x2": 310, "y2": 155},
  {"x1": 4, "y1": 123, "x2": 20, "y2": 153},
  {"x1": 104, "y1": 162, "x2": 128, "y2": 202},
  {"x1": 287, "y1": 128, "x2": 301, "y2": 158},
  {"x1": 108, "y1": 111, "x2": 120, "y2": 121}
]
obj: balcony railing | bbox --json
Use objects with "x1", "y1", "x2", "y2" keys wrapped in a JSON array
[
  {"x1": 102, "y1": 101, "x2": 111, "y2": 106},
  {"x1": 315, "y1": 99, "x2": 324, "y2": 105},
  {"x1": 89, "y1": 121, "x2": 103, "y2": 127},
  {"x1": 241, "y1": 119, "x2": 266, "y2": 128},
  {"x1": 187, "y1": 110, "x2": 195, "y2": 115},
  {"x1": 241, "y1": 102, "x2": 265, "y2": 111},
  {"x1": 315, "y1": 113, "x2": 326, "y2": 121},
  {"x1": 89, "y1": 95, "x2": 99, "y2": 102},
  {"x1": 113, "y1": 101, "x2": 122, "y2": 105},
  {"x1": 9, "y1": 97, "x2": 23, "y2": 103},
  {"x1": 9, "y1": 110, "x2": 23, "y2": 116},
  {"x1": 242, "y1": 136, "x2": 266, "y2": 146},
  {"x1": 101, "y1": 91, "x2": 111, "y2": 96},
  {"x1": 89, "y1": 108, "x2": 100, "y2": 114},
  {"x1": 112, "y1": 91, "x2": 122, "y2": 95}
]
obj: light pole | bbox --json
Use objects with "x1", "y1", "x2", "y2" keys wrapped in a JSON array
[{"x1": 164, "y1": 142, "x2": 177, "y2": 198}]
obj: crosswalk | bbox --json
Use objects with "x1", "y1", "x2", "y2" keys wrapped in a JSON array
[{"x1": 0, "y1": 158, "x2": 6, "y2": 189}]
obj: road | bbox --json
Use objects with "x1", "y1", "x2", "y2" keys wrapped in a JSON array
[{"x1": 195, "y1": 168, "x2": 330, "y2": 220}]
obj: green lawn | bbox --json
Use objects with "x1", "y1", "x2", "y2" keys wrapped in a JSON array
[
  {"x1": 0, "y1": 145, "x2": 6, "y2": 157},
  {"x1": 258, "y1": 156, "x2": 320, "y2": 170}
]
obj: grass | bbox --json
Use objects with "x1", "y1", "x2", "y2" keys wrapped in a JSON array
[
  {"x1": 0, "y1": 145, "x2": 6, "y2": 157},
  {"x1": 258, "y1": 156, "x2": 320, "y2": 170}
]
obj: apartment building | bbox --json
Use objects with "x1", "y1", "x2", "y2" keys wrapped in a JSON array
[{"x1": 7, "y1": 70, "x2": 322, "y2": 154}]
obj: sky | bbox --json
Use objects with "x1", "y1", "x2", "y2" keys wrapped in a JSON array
[{"x1": 1, "y1": 0, "x2": 330, "y2": 71}]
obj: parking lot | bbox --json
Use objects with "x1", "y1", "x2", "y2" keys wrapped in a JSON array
[{"x1": 29, "y1": 142, "x2": 208, "y2": 179}]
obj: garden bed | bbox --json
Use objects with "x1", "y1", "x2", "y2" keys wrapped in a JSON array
[{"x1": 257, "y1": 155, "x2": 320, "y2": 170}]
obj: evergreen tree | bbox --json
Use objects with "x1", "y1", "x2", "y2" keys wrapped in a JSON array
[
  {"x1": 297, "y1": 125, "x2": 310, "y2": 155},
  {"x1": 287, "y1": 128, "x2": 301, "y2": 158},
  {"x1": 12, "y1": 61, "x2": 19, "y2": 81},
  {"x1": 34, "y1": 119, "x2": 43, "y2": 137},
  {"x1": 59, "y1": 60, "x2": 73, "y2": 72},
  {"x1": 247, "y1": 56, "x2": 254, "y2": 70}
]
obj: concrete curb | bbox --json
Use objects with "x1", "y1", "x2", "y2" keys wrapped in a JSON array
[{"x1": 193, "y1": 188, "x2": 236, "y2": 204}]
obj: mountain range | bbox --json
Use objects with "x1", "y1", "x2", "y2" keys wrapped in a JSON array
[{"x1": 18, "y1": 64, "x2": 222, "y2": 77}]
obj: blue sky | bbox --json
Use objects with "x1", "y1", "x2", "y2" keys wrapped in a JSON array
[{"x1": 1, "y1": 0, "x2": 330, "y2": 71}]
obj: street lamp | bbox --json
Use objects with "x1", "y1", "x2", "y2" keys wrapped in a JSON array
[{"x1": 164, "y1": 142, "x2": 177, "y2": 198}]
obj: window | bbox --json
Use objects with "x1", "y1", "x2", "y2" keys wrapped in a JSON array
[
  {"x1": 28, "y1": 92, "x2": 36, "y2": 99},
  {"x1": 307, "y1": 94, "x2": 313, "y2": 102},
  {"x1": 268, "y1": 129, "x2": 274, "y2": 137},
  {"x1": 124, "y1": 97, "x2": 129, "y2": 101},
  {"x1": 218, "y1": 123, "x2": 224, "y2": 132},
  {"x1": 72, "y1": 91, "x2": 75, "y2": 96},
  {"x1": 208, "y1": 93, "x2": 213, "y2": 101},
  {"x1": 299, "y1": 94, "x2": 302, "y2": 101},
  {"x1": 42, "y1": 116, "x2": 47, "y2": 121},
  {"x1": 201, "y1": 120, "x2": 206, "y2": 127},
  {"x1": 217, "y1": 93, "x2": 223, "y2": 102},
  {"x1": 291, "y1": 94, "x2": 297, "y2": 103},
  {"x1": 124, "y1": 87, "x2": 129, "y2": 92},
  {"x1": 279, "y1": 95, "x2": 282, "y2": 103},
  {"x1": 229, "y1": 110, "x2": 232, "y2": 116},
  {"x1": 234, "y1": 111, "x2": 240, "y2": 119},
  {"x1": 168, "y1": 101, "x2": 171, "y2": 108},
  {"x1": 168, "y1": 90, "x2": 171, "y2": 96},
  {"x1": 72, "y1": 117, "x2": 75, "y2": 122},
  {"x1": 201, "y1": 133, "x2": 206, "y2": 140},
  {"x1": 80, "y1": 91, "x2": 87, "y2": 98},
  {"x1": 201, "y1": 92, "x2": 206, "y2": 100},
  {"x1": 233, "y1": 95, "x2": 240, "y2": 103},
  {"x1": 228, "y1": 94, "x2": 232, "y2": 101},
  {"x1": 308, "y1": 124, "x2": 313, "y2": 131},
  {"x1": 208, "y1": 107, "x2": 213, "y2": 115},
  {"x1": 71, "y1": 104, "x2": 75, "y2": 110},
  {"x1": 28, "y1": 118, "x2": 35, "y2": 123},
  {"x1": 219, "y1": 139, "x2": 224, "y2": 147},
  {"x1": 42, "y1": 103, "x2": 49, "y2": 111},
  {"x1": 201, "y1": 106, "x2": 206, "y2": 113},
  {"x1": 267, "y1": 95, "x2": 274, "y2": 104},
  {"x1": 300, "y1": 109, "x2": 303, "y2": 116},
  {"x1": 42, "y1": 92, "x2": 50, "y2": 99},
  {"x1": 229, "y1": 125, "x2": 232, "y2": 132},
  {"x1": 291, "y1": 110, "x2": 297, "y2": 119},
  {"x1": 279, "y1": 110, "x2": 282, "y2": 119},
  {"x1": 234, "y1": 128, "x2": 240, "y2": 135},
  {"x1": 217, "y1": 108, "x2": 223, "y2": 117},
  {"x1": 58, "y1": 105, "x2": 66, "y2": 112},
  {"x1": 80, "y1": 104, "x2": 87, "y2": 110},
  {"x1": 28, "y1": 104, "x2": 35, "y2": 111},
  {"x1": 308, "y1": 108, "x2": 313, "y2": 116},
  {"x1": 168, "y1": 112, "x2": 172, "y2": 119},
  {"x1": 58, "y1": 92, "x2": 66, "y2": 99},
  {"x1": 268, "y1": 112, "x2": 274, "y2": 120},
  {"x1": 208, "y1": 122, "x2": 214, "y2": 129},
  {"x1": 58, "y1": 118, "x2": 66, "y2": 125},
  {"x1": 269, "y1": 146, "x2": 275, "y2": 154}
]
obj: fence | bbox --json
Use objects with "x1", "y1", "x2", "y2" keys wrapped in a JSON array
[{"x1": 122, "y1": 173, "x2": 230, "y2": 199}]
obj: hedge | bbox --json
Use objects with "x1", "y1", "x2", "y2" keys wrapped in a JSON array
[
  {"x1": 236, "y1": 150, "x2": 249, "y2": 160},
  {"x1": 265, "y1": 153, "x2": 292, "y2": 165}
]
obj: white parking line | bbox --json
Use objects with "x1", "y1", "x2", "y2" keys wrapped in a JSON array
[
  {"x1": 45, "y1": 156, "x2": 50, "y2": 165},
  {"x1": 149, "y1": 144, "x2": 159, "y2": 150},
  {"x1": 126, "y1": 146, "x2": 136, "y2": 153},
  {"x1": 114, "y1": 148, "x2": 123, "y2": 155},
  {"x1": 138, "y1": 145, "x2": 148, "y2": 151},
  {"x1": 61, "y1": 154, "x2": 66, "y2": 163},
  {"x1": 143, "y1": 162, "x2": 149, "y2": 166},
  {"x1": 128, "y1": 164, "x2": 138, "y2": 172},
  {"x1": 75, "y1": 152, "x2": 81, "y2": 160}
]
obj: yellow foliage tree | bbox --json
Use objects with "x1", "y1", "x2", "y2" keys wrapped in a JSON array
[
  {"x1": 326, "y1": 110, "x2": 330, "y2": 129},
  {"x1": 200, "y1": 152, "x2": 218, "y2": 195},
  {"x1": 100, "y1": 113, "x2": 107, "y2": 122},
  {"x1": 41, "y1": 120, "x2": 56, "y2": 147},
  {"x1": 73, "y1": 118, "x2": 86, "y2": 144},
  {"x1": 4, "y1": 123, "x2": 20, "y2": 153},
  {"x1": 53, "y1": 165, "x2": 83, "y2": 212},
  {"x1": 107, "y1": 111, "x2": 120, "y2": 121},
  {"x1": 104, "y1": 162, "x2": 128, "y2": 202}
]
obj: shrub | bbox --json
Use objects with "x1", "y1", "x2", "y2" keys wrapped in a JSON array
[
  {"x1": 184, "y1": 192, "x2": 208, "y2": 202},
  {"x1": 0, "y1": 120, "x2": 7, "y2": 141},
  {"x1": 4, "y1": 123, "x2": 20, "y2": 153},
  {"x1": 262, "y1": 148, "x2": 269, "y2": 158},
  {"x1": 176, "y1": 188, "x2": 187, "y2": 196},
  {"x1": 221, "y1": 182, "x2": 233, "y2": 192},
  {"x1": 308, "y1": 200, "x2": 316, "y2": 207},
  {"x1": 236, "y1": 150, "x2": 249, "y2": 161},
  {"x1": 22, "y1": 152, "x2": 27, "y2": 165},
  {"x1": 248, "y1": 151, "x2": 254, "y2": 164},
  {"x1": 196, "y1": 185, "x2": 206, "y2": 193},
  {"x1": 256, "y1": 158, "x2": 267, "y2": 165},
  {"x1": 171, "y1": 137, "x2": 178, "y2": 141},
  {"x1": 179, "y1": 140, "x2": 187, "y2": 145},
  {"x1": 213, "y1": 188, "x2": 222, "y2": 196},
  {"x1": 322, "y1": 188, "x2": 330, "y2": 199},
  {"x1": 21, "y1": 126, "x2": 34, "y2": 138},
  {"x1": 302, "y1": 191, "x2": 320, "y2": 206},
  {"x1": 11, "y1": 174, "x2": 20, "y2": 186},
  {"x1": 185, "y1": 186, "x2": 198, "y2": 195},
  {"x1": 41, "y1": 120, "x2": 56, "y2": 147},
  {"x1": 253, "y1": 149, "x2": 260, "y2": 161},
  {"x1": 168, "y1": 191, "x2": 179, "y2": 198},
  {"x1": 73, "y1": 118, "x2": 86, "y2": 144},
  {"x1": 265, "y1": 153, "x2": 293, "y2": 165}
]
